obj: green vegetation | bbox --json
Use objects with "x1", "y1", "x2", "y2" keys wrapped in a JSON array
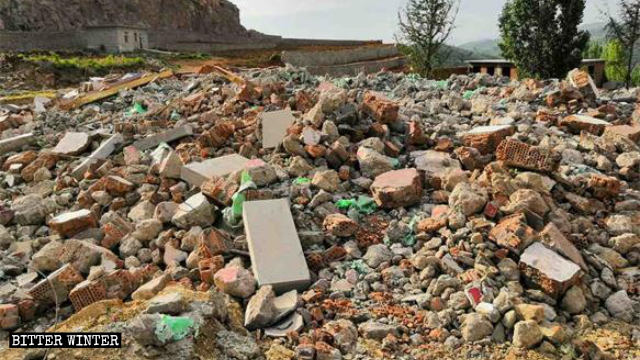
[
  {"x1": 19, "y1": 53, "x2": 146, "y2": 71},
  {"x1": 603, "y1": 40, "x2": 628, "y2": 82},
  {"x1": 499, "y1": 0, "x2": 589, "y2": 79}
]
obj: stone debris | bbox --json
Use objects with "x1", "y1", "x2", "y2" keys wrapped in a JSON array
[
  {"x1": 180, "y1": 153, "x2": 250, "y2": 187},
  {"x1": 0, "y1": 64, "x2": 637, "y2": 359},
  {"x1": 52, "y1": 132, "x2": 91, "y2": 156},
  {"x1": 132, "y1": 125, "x2": 193, "y2": 150}
]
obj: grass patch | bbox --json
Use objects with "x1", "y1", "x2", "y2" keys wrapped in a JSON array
[{"x1": 19, "y1": 53, "x2": 146, "y2": 71}]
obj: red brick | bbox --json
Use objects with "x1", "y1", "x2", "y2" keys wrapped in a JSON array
[
  {"x1": 488, "y1": 213, "x2": 536, "y2": 254},
  {"x1": 69, "y1": 280, "x2": 108, "y2": 311},
  {"x1": 496, "y1": 139, "x2": 560, "y2": 173},
  {"x1": 0, "y1": 303, "x2": 20, "y2": 329},
  {"x1": 560, "y1": 115, "x2": 610, "y2": 135},
  {"x1": 324, "y1": 214, "x2": 359, "y2": 237},
  {"x1": 462, "y1": 125, "x2": 515, "y2": 154},
  {"x1": 362, "y1": 91, "x2": 399, "y2": 123},
  {"x1": 48, "y1": 209, "x2": 97, "y2": 238},
  {"x1": 370, "y1": 168, "x2": 422, "y2": 209}
]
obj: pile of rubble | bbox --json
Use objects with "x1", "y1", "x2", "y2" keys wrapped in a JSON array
[{"x1": 0, "y1": 65, "x2": 638, "y2": 359}]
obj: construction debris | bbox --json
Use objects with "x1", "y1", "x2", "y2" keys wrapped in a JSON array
[{"x1": 0, "y1": 64, "x2": 638, "y2": 360}]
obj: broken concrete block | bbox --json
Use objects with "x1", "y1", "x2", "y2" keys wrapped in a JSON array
[
  {"x1": 538, "y1": 223, "x2": 587, "y2": 270},
  {"x1": 560, "y1": 115, "x2": 610, "y2": 135},
  {"x1": 171, "y1": 193, "x2": 216, "y2": 229},
  {"x1": 48, "y1": 209, "x2": 97, "y2": 238},
  {"x1": 370, "y1": 168, "x2": 422, "y2": 209},
  {"x1": 53, "y1": 132, "x2": 91, "y2": 156},
  {"x1": 71, "y1": 134, "x2": 123, "y2": 179},
  {"x1": 214, "y1": 266, "x2": 256, "y2": 298},
  {"x1": 411, "y1": 150, "x2": 461, "y2": 188},
  {"x1": 181, "y1": 154, "x2": 250, "y2": 187},
  {"x1": 201, "y1": 176, "x2": 238, "y2": 207},
  {"x1": 0, "y1": 133, "x2": 35, "y2": 153},
  {"x1": 462, "y1": 125, "x2": 515, "y2": 154},
  {"x1": 243, "y1": 199, "x2": 311, "y2": 293},
  {"x1": 131, "y1": 274, "x2": 171, "y2": 301},
  {"x1": 519, "y1": 242, "x2": 581, "y2": 298},
  {"x1": 159, "y1": 151, "x2": 183, "y2": 179},
  {"x1": 133, "y1": 125, "x2": 193, "y2": 150},
  {"x1": 259, "y1": 109, "x2": 296, "y2": 149},
  {"x1": 496, "y1": 139, "x2": 560, "y2": 173}
]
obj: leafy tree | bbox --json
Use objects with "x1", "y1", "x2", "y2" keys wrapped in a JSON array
[
  {"x1": 603, "y1": 40, "x2": 628, "y2": 82},
  {"x1": 583, "y1": 41, "x2": 603, "y2": 59},
  {"x1": 397, "y1": 0, "x2": 460, "y2": 77},
  {"x1": 499, "y1": 0, "x2": 590, "y2": 79},
  {"x1": 606, "y1": 0, "x2": 640, "y2": 88},
  {"x1": 633, "y1": 65, "x2": 640, "y2": 86}
]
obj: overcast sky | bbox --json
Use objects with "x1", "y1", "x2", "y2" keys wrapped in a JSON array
[{"x1": 234, "y1": 0, "x2": 618, "y2": 45}]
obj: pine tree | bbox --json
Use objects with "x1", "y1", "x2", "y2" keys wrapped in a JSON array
[{"x1": 499, "y1": 0, "x2": 590, "y2": 79}]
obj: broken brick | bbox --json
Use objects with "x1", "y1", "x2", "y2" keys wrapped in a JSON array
[
  {"x1": 362, "y1": 91, "x2": 399, "y2": 123},
  {"x1": 496, "y1": 139, "x2": 560, "y2": 173},
  {"x1": 488, "y1": 213, "x2": 536, "y2": 254},
  {"x1": 370, "y1": 168, "x2": 422, "y2": 209},
  {"x1": 462, "y1": 125, "x2": 515, "y2": 154},
  {"x1": 48, "y1": 209, "x2": 97, "y2": 238}
]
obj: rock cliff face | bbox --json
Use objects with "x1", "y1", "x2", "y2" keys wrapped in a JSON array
[{"x1": 0, "y1": 0, "x2": 250, "y2": 37}]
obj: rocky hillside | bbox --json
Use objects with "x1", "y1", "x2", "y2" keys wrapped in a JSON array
[{"x1": 0, "y1": 0, "x2": 251, "y2": 37}]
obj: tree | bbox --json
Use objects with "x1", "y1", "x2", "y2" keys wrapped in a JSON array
[
  {"x1": 583, "y1": 40, "x2": 603, "y2": 59},
  {"x1": 499, "y1": 0, "x2": 590, "y2": 79},
  {"x1": 603, "y1": 40, "x2": 628, "y2": 82},
  {"x1": 606, "y1": 0, "x2": 640, "y2": 88},
  {"x1": 397, "y1": 0, "x2": 459, "y2": 77}
]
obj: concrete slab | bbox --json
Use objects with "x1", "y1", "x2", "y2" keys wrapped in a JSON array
[
  {"x1": 519, "y1": 242, "x2": 581, "y2": 297},
  {"x1": 133, "y1": 125, "x2": 193, "y2": 151},
  {"x1": 260, "y1": 110, "x2": 295, "y2": 149},
  {"x1": 181, "y1": 154, "x2": 250, "y2": 187},
  {"x1": 53, "y1": 132, "x2": 91, "y2": 156},
  {"x1": 243, "y1": 199, "x2": 310, "y2": 293},
  {"x1": 0, "y1": 133, "x2": 35, "y2": 153},
  {"x1": 71, "y1": 134, "x2": 123, "y2": 179}
]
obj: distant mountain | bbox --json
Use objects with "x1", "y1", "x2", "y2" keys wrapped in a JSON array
[
  {"x1": 458, "y1": 39, "x2": 502, "y2": 59},
  {"x1": 437, "y1": 44, "x2": 496, "y2": 67},
  {"x1": 580, "y1": 22, "x2": 608, "y2": 42},
  {"x1": 455, "y1": 22, "x2": 610, "y2": 61}
]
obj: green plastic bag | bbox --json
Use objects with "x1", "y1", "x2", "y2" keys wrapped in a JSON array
[
  {"x1": 155, "y1": 315, "x2": 196, "y2": 343},
  {"x1": 293, "y1": 177, "x2": 311, "y2": 185},
  {"x1": 126, "y1": 102, "x2": 147, "y2": 116}
]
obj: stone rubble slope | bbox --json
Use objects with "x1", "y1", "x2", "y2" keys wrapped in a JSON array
[{"x1": 0, "y1": 65, "x2": 638, "y2": 359}]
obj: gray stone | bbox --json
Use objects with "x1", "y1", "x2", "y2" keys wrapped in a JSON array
[
  {"x1": 133, "y1": 125, "x2": 193, "y2": 151},
  {"x1": 171, "y1": 193, "x2": 216, "y2": 229},
  {"x1": 146, "y1": 292, "x2": 187, "y2": 315},
  {"x1": 512, "y1": 320, "x2": 543, "y2": 348},
  {"x1": 243, "y1": 199, "x2": 311, "y2": 293},
  {"x1": 449, "y1": 182, "x2": 488, "y2": 216},
  {"x1": 461, "y1": 313, "x2": 493, "y2": 342},
  {"x1": 53, "y1": 132, "x2": 90, "y2": 156},
  {"x1": 363, "y1": 244, "x2": 392, "y2": 268},
  {"x1": 605, "y1": 291, "x2": 635, "y2": 322},
  {"x1": 561, "y1": 286, "x2": 587, "y2": 314},
  {"x1": 358, "y1": 321, "x2": 399, "y2": 340},
  {"x1": 244, "y1": 285, "x2": 277, "y2": 329}
]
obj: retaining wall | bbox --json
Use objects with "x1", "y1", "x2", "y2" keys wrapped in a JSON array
[
  {"x1": 0, "y1": 31, "x2": 82, "y2": 51},
  {"x1": 282, "y1": 45, "x2": 399, "y2": 67}
]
